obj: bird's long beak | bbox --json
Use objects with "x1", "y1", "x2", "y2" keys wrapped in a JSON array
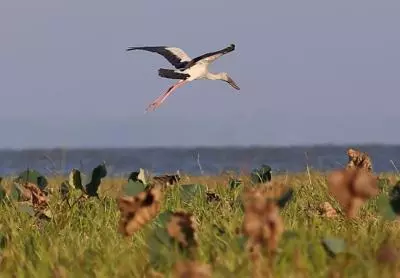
[{"x1": 227, "y1": 76, "x2": 240, "y2": 90}]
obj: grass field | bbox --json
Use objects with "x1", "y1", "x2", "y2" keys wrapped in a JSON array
[{"x1": 0, "y1": 169, "x2": 400, "y2": 278}]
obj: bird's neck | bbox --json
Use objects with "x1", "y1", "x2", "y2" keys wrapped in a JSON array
[{"x1": 206, "y1": 72, "x2": 224, "y2": 80}]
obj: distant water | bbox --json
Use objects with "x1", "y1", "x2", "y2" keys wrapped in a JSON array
[{"x1": 1, "y1": 145, "x2": 400, "y2": 177}]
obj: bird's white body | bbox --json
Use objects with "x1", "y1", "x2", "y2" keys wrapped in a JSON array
[
  {"x1": 183, "y1": 63, "x2": 208, "y2": 81},
  {"x1": 126, "y1": 44, "x2": 239, "y2": 112}
]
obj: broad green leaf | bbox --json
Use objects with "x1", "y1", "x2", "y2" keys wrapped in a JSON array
[
  {"x1": 121, "y1": 180, "x2": 146, "y2": 197},
  {"x1": 147, "y1": 226, "x2": 173, "y2": 269},
  {"x1": 60, "y1": 181, "x2": 70, "y2": 198},
  {"x1": 14, "y1": 169, "x2": 48, "y2": 190},
  {"x1": 277, "y1": 188, "x2": 294, "y2": 208},
  {"x1": 68, "y1": 169, "x2": 84, "y2": 190},
  {"x1": 152, "y1": 210, "x2": 174, "y2": 228},
  {"x1": 178, "y1": 184, "x2": 206, "y2": 203},
  {"x1": 9, "y1": 183, "x2": 23, "y2": 201},
  {"x1": 321, "y1": 237, "x2": 346, "y2": 257},
  {"x1": 84, "y1": 162, "x2": 107, "y2": 197},
  {"x1": 127, "y1": 168, "x2": 147, "y2": 184},
  {"x1": 389, "y1": 183, "x2": 400, "y2": 214},
  {"x1": 376, "y1": 194, "x2": 398, "y2": 221}
]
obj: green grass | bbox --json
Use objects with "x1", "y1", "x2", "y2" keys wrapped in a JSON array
[{"x1": 0, "y1": 170, "x2": 400, "y2": 277}]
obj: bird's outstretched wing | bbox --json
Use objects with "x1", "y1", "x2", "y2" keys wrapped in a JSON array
[
  {"x1": 184, "y1": 44, "x2": 235, "y2": 69},
  {"x1": 126, "y1": 46, "x2": 192, "y2": 70}
]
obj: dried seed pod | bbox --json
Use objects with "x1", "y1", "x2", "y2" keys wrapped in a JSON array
[
  {"x1": 319, "y1": 202, "x2": 338, "y2": 218},
  {"x1": 167, "y1": 211, "x2": 197, "y2": 249},
  {"x1": 117, "y1": 187, "x2": 163, "y2": 236},
  {"x1": 173, "y1": 260, "x2": 212, "y2": 278},
  {"x1": 152, "y1": 171, "x2": 181, "y2": 189},
  {"x1": 24, "y1": 183, "x2": 48, "y2": 208},
  {"x1": 346, "y1": 148, "x2": 373, "y2": 172},
  {"x1": 327, "y1": 168, "x2": 379, "y2": 218}
]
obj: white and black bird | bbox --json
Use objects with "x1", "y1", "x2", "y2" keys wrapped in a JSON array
[{"x1": 126, "y1": 43, "x2": 240, "y2": 112}]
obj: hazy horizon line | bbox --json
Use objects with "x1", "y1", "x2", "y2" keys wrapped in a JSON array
[{"x1": 1, "y1": 142, "x2": 399, "y2": 151}]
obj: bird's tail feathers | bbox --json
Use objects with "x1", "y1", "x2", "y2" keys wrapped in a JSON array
[{"x1": 158, "y1": 68, "x2": 190, "y2": 80}]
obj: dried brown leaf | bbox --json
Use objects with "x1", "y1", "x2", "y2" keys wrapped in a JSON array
[
  {"x1": 167, "y1": 211, "x2": 197, "y2": 249},
  {"x1": 346, "y1": 148, "x2": 373, "y2": 172},
  {"x1": 242, "y1": 188, "x2": 284, "y2": 253},
  {"x1": 117, "y1": 187, "x2": 163, "y2": 236},
  {"x1": 24, "y1": 183, "x2": 48, "y2": 208},
  {"x1": 327, "y1": 168, "x2": 379, "y2": 218},
  {"x1": 319, "y1": 202, "x2": 338, "y2": 218}
]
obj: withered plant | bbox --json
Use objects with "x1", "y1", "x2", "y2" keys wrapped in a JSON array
[
  {"x1": 166, "y1": 211, "x2": 197, "y2": 252},
  {"x1": 327, "y1": 168, "x2": 379, "y2": 218},
  {"x1": 318, "y1": 202, "x2": 338, "y2": 218},
  {"x1": 117, "y1": 187, "x2": 163, "y2": 236},
  {"x1": 346, "y1": 148, "x2": 373, "y2": 172},
  {"x1": 241, "y1": 187, "x2": 285, "y2": 277}
]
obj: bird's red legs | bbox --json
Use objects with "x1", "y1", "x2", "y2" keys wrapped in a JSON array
[{"x1": 145, "y1": 80, "x2": 188, "y2": 112}]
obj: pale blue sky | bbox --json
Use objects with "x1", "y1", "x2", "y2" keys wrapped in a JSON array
[{"x1": 1, "y1": 0, "x2": 399, "y2": 148}]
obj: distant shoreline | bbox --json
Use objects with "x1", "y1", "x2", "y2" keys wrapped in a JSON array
[{"x1": 0, "y1": 143, "x2": 399, "y2": 152}]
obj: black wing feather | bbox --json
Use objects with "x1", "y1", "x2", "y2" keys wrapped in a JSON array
[
  {"x1": 126, "y1": 46, "x2": 189, "y2": 69},
  {"x1": 184, "y1": 44, "x2": 235, "y2": 69},
  {"x1": 158, "y1": 68, "x2": 190, "y2": 80}
]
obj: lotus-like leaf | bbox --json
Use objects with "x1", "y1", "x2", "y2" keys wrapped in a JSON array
[
  {"x1": 321, "y1": 237, "x2": 346, "y2": 257},
  {"x1": 67, "y1": 163, "x2": 108, "y2": 197},
  {"x1": 128, "y1": 168, "x2": 147, "y2": 184},
  {"x1": 85, "y1": 162, "x2": 107, "y2": 197},
  {"x1": 68, "y1": 169, "x2": 84, "y2": 190},
  {"x1": 179, "y1": 184, "x2": 206, "y2": 203},
  {"x1": 153, "y1": 210, "x2": 174, "y2": 228},
  {"x1": 121, "y1": 180, "x2": 146, "y2": 197},
  {"x1": 277, "y1": 188, "x2": 294, "y2": 208},
  {"x1": 389, "y1": 182, "x2": 400, "y2": 214},
  {"x1": 376, "y1": 194, "x2": 398, "y2": 221},
  {"x1": 14, "y1": 169, "x2": 48, "y2": 190},
  {"x1": 59, "y1": 181, "x2": 70, "y2": 199},
  {"x1": 250, "y1": 164, "x2": 272, "y2": 183},
  {"x1": 9, "y1": 183, "x2": 23, "y2": 201},
  {"x1": 148, "y1": 226, "x2": 174, "y2": 269}
]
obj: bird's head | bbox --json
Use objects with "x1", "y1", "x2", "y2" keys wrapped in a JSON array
[{"x1": 220, "y1": 72, "x2": 240, "y2": 90}]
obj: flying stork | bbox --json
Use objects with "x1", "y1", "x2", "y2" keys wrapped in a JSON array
[{"x1": 126, "y1": 43, "x2": 240, "y2": 112}]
